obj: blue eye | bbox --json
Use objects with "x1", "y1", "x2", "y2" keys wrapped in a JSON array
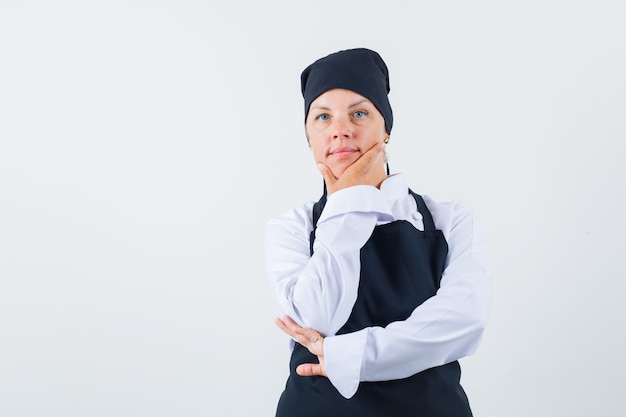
[
  {"x1": 316, "y1": 114, "x2": 329, "y2": 121},
  {"x1": 354, "y1": 111, "x2": 367, "y2": 118}
]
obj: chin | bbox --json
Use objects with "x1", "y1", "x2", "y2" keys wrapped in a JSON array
[
  {"x1": 329, "y1": 166, "x2": 348, "y2": 178},
  {"x1": 328, "y1": 160, "x2": 355, "y2": 178}
]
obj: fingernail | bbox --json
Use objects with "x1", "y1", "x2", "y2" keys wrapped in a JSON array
[{"x1": 317, "y1": 163, "x2": 325, "y2": 171}]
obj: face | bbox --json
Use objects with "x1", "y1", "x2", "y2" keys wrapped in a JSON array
[{"x1": 306, "y1": 88, "x2": 387, "y2": 178}]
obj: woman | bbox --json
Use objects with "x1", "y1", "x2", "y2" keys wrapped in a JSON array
[{"x1": 266, "y1": 48, "x2": 491, "y2": 416}]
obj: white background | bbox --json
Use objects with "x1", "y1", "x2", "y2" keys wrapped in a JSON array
[{"x1": 1, "y1": 1, "x2": 625, "y2": 416}]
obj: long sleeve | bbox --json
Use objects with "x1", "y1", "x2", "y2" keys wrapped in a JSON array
[
  {"x1": 265, "y1": 185, "x2": 394, "y2": 337},
  {"x1": 323, "y1": 198, "x2": 492, "y2": 398}
]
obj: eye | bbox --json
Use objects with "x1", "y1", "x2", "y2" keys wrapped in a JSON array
[
  {"x1": 353, "y1": 110, "x2": 368, "y2": 119},
  {"x1": 315, "y1": 113, "x2": 330, "y2": 121}
]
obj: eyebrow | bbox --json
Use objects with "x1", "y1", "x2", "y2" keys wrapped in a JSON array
[
  {"x1": 348, "y1": 99, "x2": 370, "y2": 108},
  {"x1": 310, "y1": 99, "x2": 371, "y2": 112}
]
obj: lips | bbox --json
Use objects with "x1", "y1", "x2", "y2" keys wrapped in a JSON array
[{"x1": 329, "y1": 147, "x2": 358, "y2": 159}]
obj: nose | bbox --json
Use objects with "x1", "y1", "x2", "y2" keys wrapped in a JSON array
[{"x1": 331, "y1": 116, "x2": 352, "y2": 139}]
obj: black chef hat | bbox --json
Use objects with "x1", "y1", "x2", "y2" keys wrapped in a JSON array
[{"x1": 301, "y1": 48, "x2": 393, "y2": 134}]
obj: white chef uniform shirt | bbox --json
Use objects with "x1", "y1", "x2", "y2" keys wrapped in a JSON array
[{"x1": 265, "y1": 173, "x2": 491, "y2": 399}]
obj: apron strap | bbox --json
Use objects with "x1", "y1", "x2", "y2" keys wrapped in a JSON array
[
  {"x1": 409, "y1": 189, "x2": 436, "y2": 232},
  {"x1": 310, "y1": 185, "x2": 327, "y2": 255}
]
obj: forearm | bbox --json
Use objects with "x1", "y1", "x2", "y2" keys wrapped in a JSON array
[
  {"x1": 361, "y1": 264, "x2": 489, "y2": 381},
  {"x1": 266, "y1": 185, "x2": 393, "y2": 335},
  {"x1": 324, "y1": 205, "x2": 492, "y2": 398},
  {"x1": 267, "y1": 223, "x2": 368, "y2": 336},
  {"x1": 324, "y1": 261, "x2": 490, "y2": 398}
]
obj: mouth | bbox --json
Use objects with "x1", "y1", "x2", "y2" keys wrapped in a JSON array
[{"x1": 329, "y1": 147, "x2": 358, "y2": 159}]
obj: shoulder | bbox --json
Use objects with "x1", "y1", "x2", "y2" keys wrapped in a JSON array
[
  {"x1": 420, "y1": 194, "x2": 475, "y2": 236},
  {"x1": 420, "y1": 194, "x2": 487, "y2": 267}
]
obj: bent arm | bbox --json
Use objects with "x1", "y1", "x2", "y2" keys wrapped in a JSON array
[
  {"x1": 266, "y1": 185, "x2": 393, "y2": 337},
  {"x1": 324, "y1": 202, "x2": 492, "y2": 398}
]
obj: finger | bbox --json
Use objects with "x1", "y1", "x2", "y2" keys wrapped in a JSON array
[
  {"x1": 275, "y1": 317, "x2": 294, "y2": 338},
  {"x1": 317, "y1": 163, "x2": 337, "y2": 185},
  {"x1": 293, "y1": 327, "x2": 322, "y2": 344},
  {"x1": 296, "y1": 363, "x2": 325, "y2": 377},
  {"x1": 281, "y1": 315, "x2": 301, "y2": 330},
  {"x1": 340, "y1": 142, "x2": 384, "y2": 181},
  {"x1": 276, "y1": 316, "x2": 324, "y2": 353},
  {"x1": 351, "y1": 142, "x2": 385, "y2": 174},
  {"x1": 275, "y1": 316, "x2": 301, "y2": 338},
  {"x1": 276, "y1": 316, "x2": 312, "y2": 343}
]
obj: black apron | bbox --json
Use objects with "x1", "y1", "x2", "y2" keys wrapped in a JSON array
[{"x1": 276, "y1": 190, "x2": 473, "y2": 417}]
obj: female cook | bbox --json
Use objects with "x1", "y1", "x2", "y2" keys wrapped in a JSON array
[{"x1": 265, "y1": 48, "x2": 491, "y2": 417}]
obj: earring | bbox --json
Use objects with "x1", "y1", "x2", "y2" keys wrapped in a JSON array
[{"x1": 384, "y1": 135, "x2": 390, "y2": 144}]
